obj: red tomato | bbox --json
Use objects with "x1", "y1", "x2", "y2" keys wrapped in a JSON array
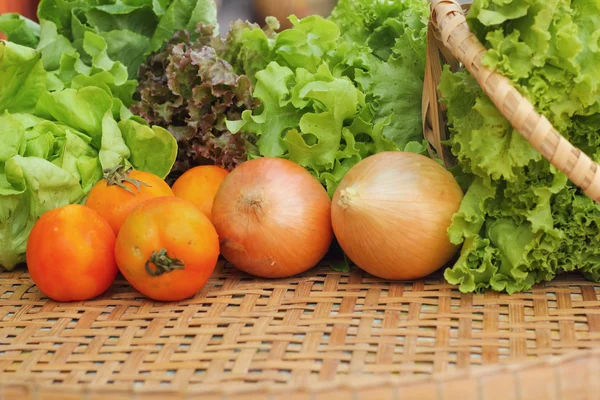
[
  {"x1": 115, "y1": 197, "x2": 220, "y2": 302},
  {"x1": 85, "y1": 166, "x2": 173, "y2": 235},
  {"x1": 171, "y1": 165, "x2": 229, "y2": 221},
  {"x1": 26, "y1": 204, "x2": 118, "y2": 302}
]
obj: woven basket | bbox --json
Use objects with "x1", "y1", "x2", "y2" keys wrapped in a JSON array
[
  {"x1": 3, "y1": 263, "x2": 600, "y2": 399},
  {"x1": 2, "y1": 1, "x2": 600, "y2": 399},
  {"x1": 423, "y1": 0, "x2": 600, "y2": 203}
]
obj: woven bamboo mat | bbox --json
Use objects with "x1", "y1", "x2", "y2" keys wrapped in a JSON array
[{"x1": 1, "y1": 261, "x2": 600, "y2": 398}]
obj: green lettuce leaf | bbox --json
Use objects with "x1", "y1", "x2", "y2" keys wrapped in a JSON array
[
  {"x1": 0, "y1": 155, "x2": 85, "y2": 270},
  {"x1": 118, "y1": 120, "x2": 178, "y2": 179},
  {"x1": 440, "y1": 0, "x2": 600, "y2": 293},
  {"x1": 51, "y1": 128, "x2": 103, "y2": 193},
  {"x1": 0, "y1": 14, "x2": 40, "y2": 48},
  {"x1": 329, "y1": 0, "x2": 428, "y2": 148},
  {"x1": 149, "y1": 0, "x2": 218, "y2": 53},
  {"x1": 32, "y1": 0, "x2": 219, "y2": 80},
  {"x1": 0, "y1": 41, "x2": 46, "y2": 114},
  {"x1": 36, "y1": 86, "x2": 113, "y2": 143},
  {"x1": 230, "y1": 59, "x2": 372, "y2": 193},
  {"x1": 0, "y1": 113, "x2": 27, "y2": 162}
]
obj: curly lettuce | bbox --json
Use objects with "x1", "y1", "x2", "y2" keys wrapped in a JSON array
[
  {"x1": 226, "y1": 1, "x2": 429, "y2": 195},
  {"x1": 330, "y1": 0, "x2": 429, "y2": 149},
  {"x1": 132, "y1": 25, "x2": 259, "y2": 183},
  {"x1": 440, "y1": 0, "x2": 600, "y2": 293}
]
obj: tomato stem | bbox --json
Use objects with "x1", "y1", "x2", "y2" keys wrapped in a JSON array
[
  {"x1": 103, "y1": 164, "x2": 150, "y2": 195},
  {"x1": 145, "y1": 249, "x2": 186, "y2": 277}
]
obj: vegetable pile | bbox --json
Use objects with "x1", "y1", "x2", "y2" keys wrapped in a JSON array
[
  {"x1": 0, "y1": 0, "x2": 451, "y2": 300},
  {"x1": 10, "y1": 0, "x2": 596, "y2": 299},
  {"x1": 0, "y1": 40, "x2": 176, "y2": 270},
  {"x1": 440, "y1": 0, "x2": 600, "y2": 293},
  {"x1": 133, "y1": 0, "x2": 431, "y2": 194},
  {"x1": 0, "y1": 0, "x2": 221, "y2": 270}
]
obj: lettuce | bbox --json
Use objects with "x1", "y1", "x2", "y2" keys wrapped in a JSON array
[
  {"x1": 0, "y1": 40, "x2": 177, "y2": 270},
  {"x1": 224, "y1": 1, "x2": 429, "y2": 195},
  {"x1": 1, "y1": 0, "x2": 218, "y2": 80},
  {"x1": 132, "y1": 25, "x2": 259, "y2": 183},
  {"x1": 330, "y1": 0, "x2": 429, "y2": 149},
  {"x1": 0, "y1": 43, "x2": 46, "y2": 114},
  {"x1": 32, "y1": 0, "x2": 218, "y2": 79},
  {"x1": 0, "y1": 14, "x2": 40, "y2": 48},
  {"x1": 439, "y1": 0, "x2": 600, "y2": 293}
]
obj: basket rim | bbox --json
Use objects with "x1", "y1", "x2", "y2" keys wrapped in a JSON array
[
  {"x1": 424, "y1": 0, "x2": 600, "y2": 203},
  {"x1": 1, "y1": 345, "x2": 599, "y2": 396}
]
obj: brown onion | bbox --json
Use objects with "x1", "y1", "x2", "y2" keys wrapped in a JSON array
[
  {"x1": 211, "y1": 157, "x2": 333, "y2": 278},
  {"x1": 331, "y1": 151, "x2": 463, "y2": 280}
]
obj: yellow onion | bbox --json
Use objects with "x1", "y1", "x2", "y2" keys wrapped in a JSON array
[
  {"x1": 212, "y1": 157, "x2": 333, "y2": 278},
  {"x1": 331, "y1": 151, "x2": 463, "y2": 280}
]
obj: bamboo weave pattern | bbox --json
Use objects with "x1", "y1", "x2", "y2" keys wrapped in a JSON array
[{"x1": 2, "y1": 262, "x2": 600, "y2": 398}]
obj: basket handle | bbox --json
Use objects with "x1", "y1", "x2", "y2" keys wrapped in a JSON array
[{"x1": 429, "y1": 0, "x2": 600, "y2": 203}]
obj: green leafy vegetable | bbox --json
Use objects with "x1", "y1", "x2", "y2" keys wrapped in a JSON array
[
  {"x1": 132, "y1": 26, "x2": 259, "y2": 183},
  {"x1": 439, "y1": 0, "x2": 600, "y2": 293},
  {"x1": 0, "y1": 40, "x2": 177, "y2": 271},
  {"x1": 0, "y1": 42, "x2": 46, "y2": 114},
  {"x1": 2, "y1": 0, "x2": 218, "y2": 81},
  {"x1": 225, "y1": 0, "x2": 429, "y2": 195},
  {"x1": 0, "y1": 14, "x2": 40, "y2": 48},
  {"x1": 0, "y1": 153, "x2": 86, "y2": 270},
  {"x1": 330, "y1": 0, "x2": 429, "y2": 148},
  {"x1": 30, "y1": 0, "x2": 219, "y2": 79},
  {"x1": 131, "y1": 0, "x2": 428, "y2": 194},
  {"x1": 149, "y1": 0, "x2": 218, "y2": 54}
]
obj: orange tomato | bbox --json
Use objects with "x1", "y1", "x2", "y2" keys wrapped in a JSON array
[
  {"x1": 85, "y1": 165, "x2": 173, "y2": 235},
  {"x1": 171, "y1": 165, "x2": 229, "y2": 221},
  {"x1": 115, "y1": 197, "x2": 220, "y2": 302},
  {"x1": 26, "y1": 204, "x2": 118, "y2": 302}
]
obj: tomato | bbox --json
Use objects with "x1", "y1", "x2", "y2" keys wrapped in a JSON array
[
  {"x1": 26, "y1": 204, "x2": 118, "y2": 302},
  {"x1": 115, "y1": 197, "x2": 220, "y2": 302},
  {"x1": 171, "y1": 165, "x2": 229, "y2": 221},
  {"x1": 85, "y1": 165, "x2": 173, "y2": 235}
]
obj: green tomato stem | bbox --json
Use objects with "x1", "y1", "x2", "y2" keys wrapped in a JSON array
[
  {"x1": 103, "y1": 164, "x2": 150, "y2": 195},
  {"x1": 145, "y1": 249, "x2": 186, "y2": 277}
]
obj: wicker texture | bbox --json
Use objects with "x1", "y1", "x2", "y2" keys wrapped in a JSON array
[
  {"x1": 2, "y1": 262, "x2": 600, "y2": 398},
  {"x1": 3, "y1": 2, "x2": 600, "y2": 398},
  {"x1": 428, "y1": 0, "x2": 600, "y2": 203}
]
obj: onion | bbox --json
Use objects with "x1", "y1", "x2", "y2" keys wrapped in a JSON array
[
  {"x1": 211, "y1": 157, "x2": 333, "y2": 278},
  {"x1": 331, "y1": 151, "x2": 464, "y2": 280}
]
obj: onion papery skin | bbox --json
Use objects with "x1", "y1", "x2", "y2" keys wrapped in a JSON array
[
  {"x1": 212, "y1": 157, "x2": 333, "y2": 278},
  {"x1": 331, "y1": 151, "x2": 464, "y2": 280}
]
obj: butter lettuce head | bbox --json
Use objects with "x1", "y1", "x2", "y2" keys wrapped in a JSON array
[
  {"x1": 0, "y1": 41, "x2": 177, "y2": 270},
  {"x1": 34, "y1": 0, "x2": 218, "y2": 79},
  {"x1": 439, "y1": 0, "x2": 600, "y2": 293},
  {"x1": 0, "y1": 0, "x2": 221, "y2": 270}
]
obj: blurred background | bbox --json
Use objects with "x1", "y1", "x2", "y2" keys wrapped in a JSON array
[
  {"x1": 0, "y1": 0, "x2": 337, "y2": 31},
  {"x1": 218, "y1": 0, "x2": 336, "y2": 30}
]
